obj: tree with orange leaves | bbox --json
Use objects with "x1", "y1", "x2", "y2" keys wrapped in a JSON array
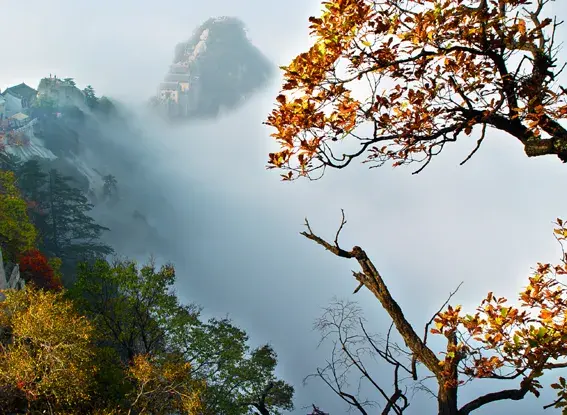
[
  {"x1": 266, "y1": 0, "x2": 567, "y2": 179},
  {"x1": 266, "y1": 2, "x2": 567, "y2": 412},
  {"x1": 19, "y1": 249, "x2": 63, "y2": 291},
  {"x1": 300, "y1": 214, "x2": 567, "y2": 414}
]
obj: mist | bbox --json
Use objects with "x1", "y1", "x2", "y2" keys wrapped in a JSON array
[{"x1": 2, "y1": 1, "x2": 567, "y2": 413}]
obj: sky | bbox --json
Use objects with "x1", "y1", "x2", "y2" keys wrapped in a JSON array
[
  {"x1": 2, "y1": 1, "x2": 567, "y2": 414},
  {"x1": 0, "y1": 0, "x2": 321, "y2": 100}
]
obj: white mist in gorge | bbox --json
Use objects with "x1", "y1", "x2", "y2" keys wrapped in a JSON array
[{"x1": 2, "y1": 1, "x2": 567, "y2": 414}]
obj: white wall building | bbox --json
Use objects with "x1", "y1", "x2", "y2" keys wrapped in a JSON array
[{"x1": 2, "y1": 91, "x2": 23, "y2": 118}]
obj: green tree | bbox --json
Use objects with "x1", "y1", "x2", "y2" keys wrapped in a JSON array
[
  {"x1": 16, "y1": 160, "x2": 46, "y2": 201},
  {"x1": 69, "y1": 258, "x2": 295, "y2": 414},
  {"x1": 45, "y1": 169, "x2": 112, "y2": 258},
  {"x1": 69, "y1": 258, "x2": 195, "y2": 362},
  {"x1": 26, "y1": 169, "x2": 113, "y2": 282},
  {"x1": 0, "y1": 152, "x2": 21, "y2": 172},
  {"x1": 0, "y1": 170, "x2": 37, "y2": 261},
  {"x1": 172, "y1": 317, "x2": 294, "y2": 415},
  {"x1": 232, "y1": 345, "x2": 294, "y2": 415},
  {"x1": 63, "y1": 77, "x2": 76, "y2": 87},
  {"x1": 83, "y1": 85, "x2": 99, "y2": 109}
]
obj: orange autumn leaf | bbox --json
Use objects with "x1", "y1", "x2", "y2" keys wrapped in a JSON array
[
  {"x1": 430, "y1": 218, "x2": 567, "y2": 411},
  {"x1": 266, "y1": 0, "x2": 567, "y2": 180}
]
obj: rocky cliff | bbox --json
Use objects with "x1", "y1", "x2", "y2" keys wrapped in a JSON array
[{"x1": 153, "y1": 16, "x2": 274, "y2": 119}]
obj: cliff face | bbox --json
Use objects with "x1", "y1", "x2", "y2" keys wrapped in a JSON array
[
  {"x1": 154, "y1": 16, "x2": 274, "y2": 119},
  {"x1": 37, "y1": 77, "x2": 87, "y2": 110}
]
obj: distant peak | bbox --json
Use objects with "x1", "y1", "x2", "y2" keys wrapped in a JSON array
[{"x1": 152, "y1": 16, "x2": 274, "y2": 120}]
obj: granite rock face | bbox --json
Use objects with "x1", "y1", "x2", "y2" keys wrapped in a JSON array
[
  {"x1": 0, "y1": 247, "x2": 25, "y2": 301},
  {"x1": 8, "y1": 264, "x2": 24, "y2": 290}
]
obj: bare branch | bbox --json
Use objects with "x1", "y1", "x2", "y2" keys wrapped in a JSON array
[
  {"x1": 310, "y1": 299, "x2": 412, "y2": 414},
  {"x1": 460, "y1": 124, "x2": 487, "y2": 166},
  {"x1": 335, "y1": 209, "x2": 347, "y2": 248},
  {"x1": 423, "y1": 282, "x2": 465, "y2": 348},
  {"x1": 301, "y1": 215, "x2": 442, "y2": 378}
]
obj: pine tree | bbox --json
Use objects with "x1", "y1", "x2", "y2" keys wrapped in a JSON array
[
  {"x1": 83, "y1": 85, "x2": 99, "y2": 109},
  {"x1": 8, "y1": 161, "x2": 113, "y2": 283},
  {"x1": 16, "y1": 160, "x2": 48, "y2": 207},
  {"x1": 0, "y1": 152, "x2": 21, "y2": 172},
  {"x1": 41, "y1": 169, "x2": 113, "y2": 265}
]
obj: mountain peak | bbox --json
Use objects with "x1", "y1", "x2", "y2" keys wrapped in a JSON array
[{"x1": 153, "y1": 16, "x2": 274, "y2": 120}]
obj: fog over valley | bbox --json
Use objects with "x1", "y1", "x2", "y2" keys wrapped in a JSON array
[{"x1": 1, "y1": 1, "x2": 567, "y2": 414}]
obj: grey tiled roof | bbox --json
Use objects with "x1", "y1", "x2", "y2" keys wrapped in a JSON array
[
  {"x1": 164, "y1": 73, "x2": 191, "y2": 83},
  {"x1": 159, "y1": 82, "x2": 181, "y2": 90},
  {"x1": 3, "y1": 83, "x2": 37, "y2": 101}
]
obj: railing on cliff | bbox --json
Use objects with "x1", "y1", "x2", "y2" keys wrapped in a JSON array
[
  {"x1": 0, "y1": 118, "x2": 38, "y2": 146},
  {"x1": 10, "y1": 117, "x2": 38, "y2": 134}
]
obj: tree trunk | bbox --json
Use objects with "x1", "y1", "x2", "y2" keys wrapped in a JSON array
[{"x1": 438, "y1": 385, "x2": 458, "y2": 415}]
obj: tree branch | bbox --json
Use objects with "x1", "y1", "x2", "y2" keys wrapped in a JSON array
[
  {"x1": 301, "y1": 213, "x2": 442, "y2": 378},
  {"x1": 458, "y1": 376, "x2": 534, "y2": 414},
  {"x1": 458, "y1": 386, "x2": 530, "y2": 415}
]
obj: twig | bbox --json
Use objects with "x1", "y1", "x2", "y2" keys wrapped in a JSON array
[
  {"x1": 460, "y1": 123, "x2": 487, "y2": 166},
  {"x1": 410, "y1": 281, "x2": 464, "y2": 380},
  {"x1": 423, "y1": 281, "x2": 464, "y2": 347},
  {"x1": 335, "y1": 209, "x2": 347, "y2": 248}
]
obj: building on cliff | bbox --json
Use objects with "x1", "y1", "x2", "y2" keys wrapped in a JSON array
[
  {"x1": 153, "y1": 16, "x2": 273, "y2": 120},
  {"x1": 157, "y1": 72, "x2": 200, "y2": 118},
  {"x1": 169, "y1": 63, "x2": 190, "y2": 74},
  {"x1": 2, "y1": 83, "x2": 37, "y2": 109},
  {"x1": 8, "y1": 112, "x2": 30, "y2": 129},
  {"x1": 164, "y1": 73, "x2": 191, "y2": 91},
  {"x1": 1, "y1": 83, "x2": 37, "y2": 118}
]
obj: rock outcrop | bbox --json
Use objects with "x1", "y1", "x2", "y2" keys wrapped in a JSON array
[
  {"x1": 0, "y1": 247, "x2": 25, "y2": 301},
  {"x1": 153, "y1": 16, "x2": 274, "y2": 119},
  {"x1": 37, "y1": 77, "x2": 87, "y2": 110}
]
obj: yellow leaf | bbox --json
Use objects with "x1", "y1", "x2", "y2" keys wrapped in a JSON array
[{"x1": 517, "y1": 19, "x2": 526, "y2": 35}]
